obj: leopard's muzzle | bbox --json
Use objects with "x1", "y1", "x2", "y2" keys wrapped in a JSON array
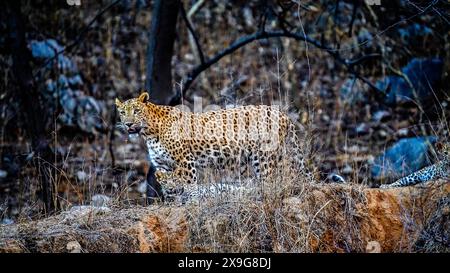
[{"x1": 125, "y1": 123, "x2": 142, "y2": 134}]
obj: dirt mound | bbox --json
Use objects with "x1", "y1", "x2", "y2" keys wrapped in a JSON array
[
  {"x1": 282, "y1": 181, "x2": 449, "y2": 252},
  {"x1": 0, "y1": 181, "x2": 448, "y2": 253},
  {"x1": 0, "y1": 206, "x2": 187, "y2": 253}
]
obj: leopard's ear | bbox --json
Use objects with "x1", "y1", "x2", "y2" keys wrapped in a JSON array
[
  {"x1": 115, "y1": 98, "x2": 123, "y2": 107},
  {"x1": 138, "y1": 92, "x2": 149, "y2": 103},
  {"x1": 435, "y1": 141, "x2": 443, "y2": 151},
  {"x1": 441, "y1": 143, "x2": 450, "y2": 157}
]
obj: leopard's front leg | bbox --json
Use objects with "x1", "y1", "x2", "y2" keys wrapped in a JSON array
[
  {"x1": 156, "y1": 157, "x2": 197, "y2": 185},
  {"x1": 155, "y1": 170, "x2": 173, "y2": 182}
]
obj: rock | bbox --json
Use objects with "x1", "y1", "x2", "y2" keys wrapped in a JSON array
[
  {"x1": 327, "y1": 173, "x2": 346, "y2": 183},
  {"x1": 340, "y1": 78, "x2": 367, "y2": 105},
  {"x1": 341, "y1": 165, "x2": 353, "y2": 175},
  {"x1": 29, "y1": 39, "x2": 76, "y2": 72},
  {"x1": 137, "y1": 182, "x2": 147, "y2": 194},
  {"x1": 378, "y1": 129, "x2": 388, "y2": 138},
  {"x1": 242, "y1": 7, "x2": 254, "y2": 28},
  {"x1": 372, "y1": 110, "x2": 391, "y2": 123},
  {"x1": 91, "y1": 194, "x2": 111, "y2": 207},
  {"x1": 66, "y1": 241, "x2": 82, "y2": 253},
  {"x1": 376, "y1": 58, "x2": 443, "y2": 105},
  {"x1": 397, "y1": 23, "x2": 433, "y2": 44},
  {"x1": 30, "y1": 39, "x2": 63, "y2": 59},
  {"x1": 76, "y1": 171, "x2": 88, "y2": 182},
  {"x1": 396, "y1": 128, "x2": 409, "y2": 137},
  {"x1": 1, "y1": 218, "x2": 14, "y2": 225},
  {"x1": 321, "y1": 114, "x2": 330, "y2": 123},
  {"x1": 43, "y1": 70, "x2": 105, "y2": 135},
  {"x1": 371, "y1": 136, "x2": 437, "y2": 180},
  {"x1": 0, "y1": 170, "x2": 7, "y2": 179},
  {"x1": 355, "y1": 123, "x2": 370, "y2": 135}
]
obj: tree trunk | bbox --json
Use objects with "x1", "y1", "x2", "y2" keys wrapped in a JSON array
[
  {"x1": 144, "y1": 0, "x2": 181, "y2": 203},
  {"x1": 4, "y1": 0, "x2": 57, "y2": 213},
  {"x1": 145, "y1": 161, "x2": 164, "y2": 204},
  {"x1": 145, "y1": 0, "x2": 181, "y2": 106}
]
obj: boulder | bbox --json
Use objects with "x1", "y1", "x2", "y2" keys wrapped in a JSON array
[
  {"x1": 371, "y1": 136, "x2": 437, "y2": 180},
  {"x1": 376, "y1": 58, "x2": 443, "y2": 105}
]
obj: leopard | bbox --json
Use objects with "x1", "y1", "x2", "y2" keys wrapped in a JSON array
[
  {"x1": 115, "y1": 92, "x2": 306, "y2": 188},
  {"x1": 380, "y1": 142, "x2": 450, "y2": 189}
]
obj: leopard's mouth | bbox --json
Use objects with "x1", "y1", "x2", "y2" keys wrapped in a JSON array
[{"x1": 127, "y1": 126, "x2": 142, "y2": 135}]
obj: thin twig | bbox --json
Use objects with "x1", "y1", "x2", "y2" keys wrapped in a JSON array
[
  {"x1": 348, "y1": 1, "x2": 359, "y2": 36},
  {"x1": 180, "y1": 3, "x2": 205, "y2": 65},
  {"x1": 187, "y1": 0, "x2": 206, "y2": 18}
]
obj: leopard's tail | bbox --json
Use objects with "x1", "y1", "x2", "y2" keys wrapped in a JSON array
[{"x1": 380, "y1": 163, "x2": 440, "y2": 188}]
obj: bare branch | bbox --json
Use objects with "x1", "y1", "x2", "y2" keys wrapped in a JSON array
[
  {"x1": 187, "y1": 0, "x2": 206, "y2": 18},
  {"x1": 348, "y1": 1, "x2": 360, "y2": 36},
  {"x1": 180, "y1": 3, "x2": 205, "y2": 65},
  {"x1": 182, "y1": 30, "x2": 383, "y2": 96}
]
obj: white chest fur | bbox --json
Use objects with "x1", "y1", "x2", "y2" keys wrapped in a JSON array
[{"x1": 145, "y1": 138, "x2": 174, "y2": 171}]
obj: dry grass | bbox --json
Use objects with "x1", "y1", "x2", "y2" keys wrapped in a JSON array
[
  {"x1": 1, "y1": 128, "x2": 448, "y2": 253},
  {"x1": 171, "y1": 131, "x2": 355, "y2": 253}
]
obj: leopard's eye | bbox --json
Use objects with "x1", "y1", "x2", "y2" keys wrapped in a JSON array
[
  {"x1": 119, "y1": 110, "x2": 125, "y2": 115},
  {"x1": 134, "y1": 109, "x2": 141, "y2": 115}
]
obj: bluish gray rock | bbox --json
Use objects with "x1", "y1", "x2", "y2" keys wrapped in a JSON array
[
  {"x1": 398, "y1": 23, "x2": 433, "y2": 43},
  {"x1": 29, "y1": 39, "x2": 76, "y2": 72},
  {"x1": 340, "y1": 78, "x2": 368, "y2": 105},
  {"x1": 376, "y1": 58, "x2": 443, "y2": 105},
  {"x1": 371, "y1": 136, "x2": 438, "y2": 180},
  {"x1": 44, "y1": 74, "x2": 106, "y2": 134},
  {"x1": 30, "y1": 39, "x2": 63, "y2": 59}
]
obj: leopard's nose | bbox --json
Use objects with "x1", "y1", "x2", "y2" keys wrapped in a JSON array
[{"x1": 125, "y1": 122, "x2": 133, "y2": 128}]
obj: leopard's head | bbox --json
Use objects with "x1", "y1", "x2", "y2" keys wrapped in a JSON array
[
  {"x1": 115, "y1": 92, "x2": 149, "y2": 135},
  {"x1": 436, "y1": 142, "x2": 450, "y2": 161}
]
